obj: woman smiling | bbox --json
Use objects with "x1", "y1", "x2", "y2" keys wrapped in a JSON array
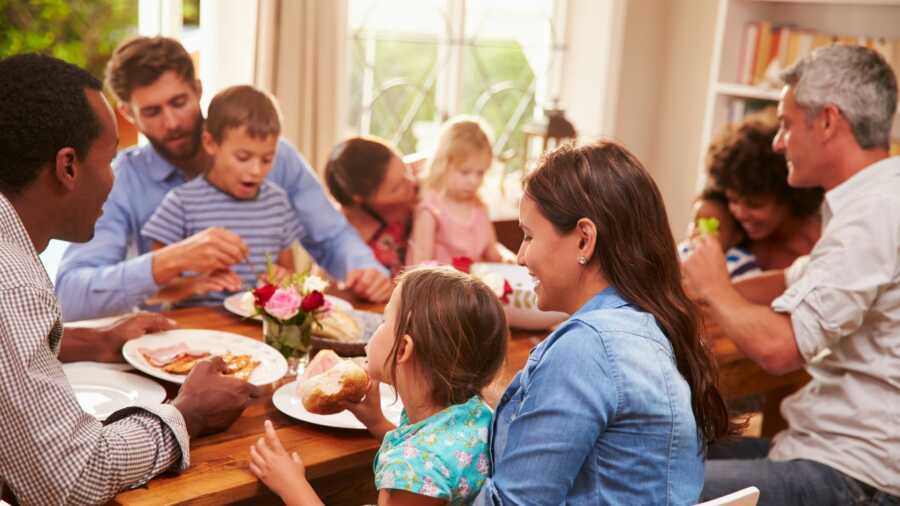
[{"x1": 475, "y1": 141, "x2": 733, "y2": 505}]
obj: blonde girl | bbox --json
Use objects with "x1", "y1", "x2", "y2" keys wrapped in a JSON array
[
  {"x1": 407, "y1": 117, "x2": 505, "y2": 265},
  {"x1": 249, "y1": 266, "x2": 509, "y2": 505}
]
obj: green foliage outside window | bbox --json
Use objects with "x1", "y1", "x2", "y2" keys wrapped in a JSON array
[
  {"x1": 0, "y1": 0, "x2": 137, "y2": 80},
  {"x1": 348, "y1": 32, "x2": 536, "y2": 173}
]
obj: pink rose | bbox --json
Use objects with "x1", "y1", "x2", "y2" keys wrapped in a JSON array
[
  {"x1": 264, "y1": 288, "x2": 302, "y2": 320},
  {"x1": 300, "y1": 290, "x2": 325, "y2": 312}
]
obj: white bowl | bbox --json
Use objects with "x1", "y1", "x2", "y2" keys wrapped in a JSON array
[{"x1": 471, "y1": 263, "x2": 568, "y2": 331}]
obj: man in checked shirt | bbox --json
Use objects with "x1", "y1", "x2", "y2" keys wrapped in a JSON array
[{"x1": 0, "y1": 54, "x2": 261, "y2": 505}]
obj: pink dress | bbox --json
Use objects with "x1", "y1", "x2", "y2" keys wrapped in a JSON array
[{"x1": 413, "y1": 191, "x2": 493, "y2": 264}]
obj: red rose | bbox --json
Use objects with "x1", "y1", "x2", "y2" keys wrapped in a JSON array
[
  {"x1": 253, "y1": 284, "x2": 277, "y2": 306},
  {"x1": 501, "y1": 280, "x2": 513, "y2": 304},
  {"x1": 301, "y1": 290, "x2": 326, "y2": 312},
  {"x1": 452, "y1": 256, "x2": 474, "y2": 273}
]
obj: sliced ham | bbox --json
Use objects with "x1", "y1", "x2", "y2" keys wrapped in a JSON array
[{"x1": 139, "y1": 342, "x2": 208, "y2": 367}]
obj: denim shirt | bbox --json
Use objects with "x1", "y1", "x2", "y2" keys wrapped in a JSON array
[{"x1": 474, "y1": 287, "x2": 703, "y2": 505}]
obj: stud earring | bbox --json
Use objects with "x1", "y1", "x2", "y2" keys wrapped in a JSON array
[{"x1": 578, "y1": 256, "x2": 587, "y2": 265}]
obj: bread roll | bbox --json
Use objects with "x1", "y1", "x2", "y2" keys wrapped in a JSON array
[
  {"x1": 297, "y1": 353, "x2": 368, "y2": 414},
  {"x1": 313, "y1": 309, "x2": 363, "y2": 342}
]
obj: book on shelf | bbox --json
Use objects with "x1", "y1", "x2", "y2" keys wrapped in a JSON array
[{"x1": 737, "y1": 21, "x2": 900, "y2": 90}]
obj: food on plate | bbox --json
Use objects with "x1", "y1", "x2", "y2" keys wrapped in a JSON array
[
  {"x1": 139, "y1": 343, "x2": 259, "y2": 381},
  {"x1": 139, "y1": 342, "x2": 209, "y2": 368},
  {"x1": 297, "y1": 350, "x2": 368, "y2": 414},
  {"x1": 313, "y1": 309, "x2": 363, "y2": 342},
  {"x1": 222, "y1": 352, "x2": 261, "y2": 381}
]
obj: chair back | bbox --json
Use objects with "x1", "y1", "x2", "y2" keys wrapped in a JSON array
[{"x1": 696, "y1": 486, "x2": 760, "y2": 506}]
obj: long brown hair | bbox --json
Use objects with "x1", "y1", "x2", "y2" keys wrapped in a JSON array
[
  {"x1": 524, "y1": 141, "x2": 734, "y2": 445},
  {"x1": 386, "y1": 266, "x2": 508, "y2": 407}
]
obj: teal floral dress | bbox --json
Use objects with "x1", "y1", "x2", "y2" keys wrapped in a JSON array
[{"x1": 374, "y1": 396, "x2": 492, "y2": 504}]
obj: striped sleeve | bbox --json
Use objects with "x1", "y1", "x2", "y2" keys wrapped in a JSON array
[
  {"x1": 281, "y1": 199, "x2": 305, "y2": 252},
  {"x1": 141, "y1": 190, "x2": 188, "y2": 246}
]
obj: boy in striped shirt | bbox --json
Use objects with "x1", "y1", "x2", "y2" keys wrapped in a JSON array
[{"x1": 142, "y1": 85, "x2": 299, "y2": 306}]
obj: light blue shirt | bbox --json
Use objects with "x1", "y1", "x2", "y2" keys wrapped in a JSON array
[
  {"x1": 55, "y1": 139, "x2": 385, "y2": 321},
  {"x1": 475, "y1": 287, "x2": 704, "y2": 505}
]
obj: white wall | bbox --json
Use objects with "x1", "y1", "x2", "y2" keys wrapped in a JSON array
[
  {"x1": 198, "y1": 0, "x2": 259, "y2": 111},
  {"x1": 647, "y1": 0, "x2": 719, "y2": 237},
  {"x1": 560, "y1": 0, "x2": 719, "y2": 236}
]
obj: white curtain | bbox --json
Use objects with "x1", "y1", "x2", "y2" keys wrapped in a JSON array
[{"x1": 255, "y1": 0, "x2": 346, "y2": 173}]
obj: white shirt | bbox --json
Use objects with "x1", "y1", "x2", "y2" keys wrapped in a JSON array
[{"x1": 770, "y1": 156, "x2": 900, "y2": 495}]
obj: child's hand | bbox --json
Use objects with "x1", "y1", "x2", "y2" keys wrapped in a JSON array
[
  {"x1": 340, "y1": 380, "x2": 395, "y2": 440},
  {"x1": 258, "y1": 265, "x2": 292, "y2": 287},
  {"x1": 249, "y1": 420, "x2": 308, "y2": 501}
]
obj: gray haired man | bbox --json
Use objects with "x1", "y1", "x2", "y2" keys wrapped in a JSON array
[{"x1": 682, "y1": 45, "x2": 900, "y2": 505}]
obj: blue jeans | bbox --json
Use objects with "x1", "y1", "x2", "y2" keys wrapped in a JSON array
[{"x1": 702, "y1": 438, "x2": 900, "y2": 506}]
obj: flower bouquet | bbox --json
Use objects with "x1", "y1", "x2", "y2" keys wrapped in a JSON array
[{"x1": 251, "y1": 260, "x2": 331, "y2": 373}]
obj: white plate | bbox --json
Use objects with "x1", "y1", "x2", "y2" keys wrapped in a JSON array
[
  {"x1": 471, "y1": 262, "x2": 568, "y2": 330},
  {"x1": 63, "y1": 365, "x2": 166, "y2": 421},
  {"x1": 64, "y1": 361, "x2": 133, "y2": 372},
  {"x1": 122, "y1": 329, "x2": 288, "y2": 385},
  {"x1": 273, "y1": 381, "x2": 403, "y2": 430},
  {"x1": 223, "y1": 292, "x2": 353, "y2": 321}
]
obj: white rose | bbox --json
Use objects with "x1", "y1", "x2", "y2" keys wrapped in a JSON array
[
  {"x1": 302, "y1": 275, "x2": 329, "y2": 294},
  {"x1": 240, "y1": 290, "x2": 256, "y2": 313}
]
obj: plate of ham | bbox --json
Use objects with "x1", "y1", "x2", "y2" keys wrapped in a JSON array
[{"x1": 122, "y1": 329, "x2": 288, "y2": 385}]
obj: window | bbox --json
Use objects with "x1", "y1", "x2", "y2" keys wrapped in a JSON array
[{"x1": 344, "y1": 0, "x2": 566, "y2": 176}]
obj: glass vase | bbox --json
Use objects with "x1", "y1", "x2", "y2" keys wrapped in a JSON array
[{"x1": 262, "y1": 316, "x2": 311, "y2": 380}]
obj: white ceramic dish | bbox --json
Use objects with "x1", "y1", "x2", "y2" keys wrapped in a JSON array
[
  {"x1": 273, "y1": 381, "x2": 403, "y2": 430},
  {"x1": 63, "y1": 365, "x2": 166, "y2": 421},
  {"x1": 223, "y1": 292, "x2": 353, "y2": 321},
  {"x1": 122, "y1": 329, "x2": 288, "y2": 385},
  {"x1": 471, "y1": 262, "x2": 568, "y2": 330}
]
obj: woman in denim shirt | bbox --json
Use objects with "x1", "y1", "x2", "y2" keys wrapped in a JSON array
[{"x1": 475, "y1": 142, "x2": 735, "y2": 505}]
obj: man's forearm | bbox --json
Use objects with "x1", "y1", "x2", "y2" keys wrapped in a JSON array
[
  {"x1": 151, "y1": 243, "x2": 186, "y2": 285},
  {"x1": 58, "y1": 327, "x2": 113, "y2": 363},
  {"x1": 56, "y1": 252, "x2": 159, "y2": 321},
  {"x1": 733, "y1": 269, "x2": 787, "y2": 305},
  {"x1": 705, "y1": 283, "x2": 804, "y2": 375}
]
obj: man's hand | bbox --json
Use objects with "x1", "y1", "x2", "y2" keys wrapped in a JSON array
[
  {"x1": 152, "y1": 227, "x2": 249, "y2": 285},
  {"x1": 60, "y1": 312, "x2": 177, "y2": 363},
  {"x1": 149, "y1": 270, "x2": 243, "y2": 305},
  {"x1": 172, "y1": 356, "x2": 262, "y2": 438},
  {"x1": 98, "y1": 312, "x2": 177, "y2": 361},
  {"x1": 343, "y1": 268, "x2": 392, "y2": 302},
  {"x1": 681, "y1": 235, "x2": 732, "y2": 304}
]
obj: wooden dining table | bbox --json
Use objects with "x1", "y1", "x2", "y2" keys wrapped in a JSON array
[{"x1": 110, "y1": 302, "x2": 809, "y2": 506}]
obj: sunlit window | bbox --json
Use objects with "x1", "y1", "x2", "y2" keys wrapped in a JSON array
[{"x1": 345, "y1": 0, "x2": 565, "y2": 176}]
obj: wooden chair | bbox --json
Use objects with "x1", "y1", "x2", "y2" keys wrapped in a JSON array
[{"x1": 696, "y1": 486, "x2": 760, "y2": 506}]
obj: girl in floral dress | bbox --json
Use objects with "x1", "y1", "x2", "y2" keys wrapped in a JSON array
[{"x1": 249, "y1": 266, "x2": 509, "y2": 505}]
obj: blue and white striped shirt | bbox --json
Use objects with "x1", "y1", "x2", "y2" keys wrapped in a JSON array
[{"x1": 141, "y1": 177, "x2": 301, "y2": 306}]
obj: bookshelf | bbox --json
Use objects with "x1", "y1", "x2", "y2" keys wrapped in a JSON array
[{"x1": 698, "y1": 0, "x2": 900, "y2": 187}]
